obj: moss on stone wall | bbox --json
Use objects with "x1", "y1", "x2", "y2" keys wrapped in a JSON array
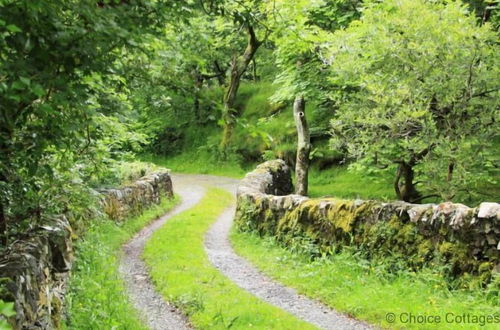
[{"x1": 235, "y1": 160, "x2": 500, "y2": 285}]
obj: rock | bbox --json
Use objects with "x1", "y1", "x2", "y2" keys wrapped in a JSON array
[
  {"x1": 235, "y1": 159, "x2": 500, "y2": 285},
  {"x1": 0, "y1": 170, "x2": 174, "y2": 329},
  {"x1": 478, "y1": 202, "x2": 500, "y2": 219}
]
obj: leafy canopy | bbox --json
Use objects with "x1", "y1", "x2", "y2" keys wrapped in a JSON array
[{"x1": 327, "y1": 0, "x2": 499, "y2": 203}]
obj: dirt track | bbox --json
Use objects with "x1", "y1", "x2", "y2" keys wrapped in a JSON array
[{"x1": 120, "y1": 173, "x2": 373, "y2": 330}]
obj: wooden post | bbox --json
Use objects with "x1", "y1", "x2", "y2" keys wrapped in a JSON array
[{"x1": 293, "y1": 95, "x2": 311, "y2": 196}]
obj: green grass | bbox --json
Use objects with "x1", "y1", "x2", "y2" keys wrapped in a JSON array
[
  {"x1": 230, "y1": 230, "x2": 500, "y2": 330},
  {"x1": 143, "y1": 188, "x2": 314, "y2": 329},
  {"x1": 236, "y1": 81, "x2": 278, "y2": 119},
  {"x1": 64, "y1": 196, "x2": 179, "y2": 330},
  {"x1": 144, "y1": 152, "x2": 248, "y2": 179},
  {"x1": 308, "y1": 165, "x2": 395, "y2": 200}
]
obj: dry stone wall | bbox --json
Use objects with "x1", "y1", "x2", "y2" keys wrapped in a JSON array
[
  {"x1": 100, "y1": 171, "x2": 173, "y2": 221},
  {"x1": 235, "y1": 160, "x2": 500, "y2": 283},
  {"x1": 0, "y1": 171, "x2": 173, "y2": 329}
]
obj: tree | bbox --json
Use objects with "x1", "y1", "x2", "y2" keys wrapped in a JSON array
[
  {"x1": 220, "y1": 23, "x2": 268, "y2": 154},
  {"x1": 0, "y1": 0, "x2": 188, "y2": 243},
  {"x1": 267, "y1": 0, "x2": 362, "y2": 190},
  {"x1": 199, "y1": 0, "x2": 271, "y2": 155},
  {"x1": 327, "y1": 0, "x2": 499, "y2": 203}
]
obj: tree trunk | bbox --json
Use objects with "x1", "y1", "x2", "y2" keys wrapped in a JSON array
[
  {"x1": 220, "y1": 25, "x2": 262, "y2": 155},
  {"x1": 213, "y1": 60, "x2": 226, "y2": 86},
  {"x1": 482, "y1": 2, "x2": 496, "y2": 24},
  {"x1": 193, "y1": 70, "x2": 204, "y2": 122},
  {"x1": 394, "y1": 161, "x2": 421, "y2": 202},
  {"x1": 0, "y1": 199, "x2": 6, "y2": 246},
  {"x1": 293, "y1": 96, "x2": 311, "y2": 196},
  {"x1": 447, "y1": 162, "x2": 455, "y2": 182},
  {"x1": 0, "y1": 137, "x2": 9, "y2": 246},
  {"x1": 252, "y1": 58, "x2": 257, "y2": 81}
]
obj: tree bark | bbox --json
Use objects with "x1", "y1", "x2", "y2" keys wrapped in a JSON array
[
  {"x1": 220, "y1": 25, "x2": 262, "y2": 155},
  {"x1": 193, "y1": 69, "x2": 204, "y2": 122},
  {"x1": 293, "y1": 96, "x2": 311, "y2": 196},
  {"x1": 394, "y1": 161, "x2": 421, "y2": 202},
  {"x1": 252, "y1": 58, "x2": 257, "y2": 81},
  {"x1": 447, "y1": 162, "x2": 455, "y2": 182},
  {"x1": 0, "y1": 136, "x2": 9, "y2": 246},
  {"x1": 482, "y1": 2, "x2": 496, "y2": 24},
  {"x1": 213, "y1": 60, "x2": 226, "y2": 86},
  {"x1": 0, "y1": 199, "x2": 6, "y2": 246}
]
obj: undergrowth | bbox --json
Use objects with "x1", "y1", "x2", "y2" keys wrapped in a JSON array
[
  {"x1": 64, "y1": 196, "x2": 179, "y2": 329},
  {"x1": 230, "y1": 230, "x2": 500, "y2": 330},
  {"x1": 143, "y1": 188, "x2": 314, "y2": 329}
]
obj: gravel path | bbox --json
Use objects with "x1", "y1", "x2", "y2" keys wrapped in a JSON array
[
  {"x1": 120, "y1": 173, "x2": 375, "y2": 330},
  {"x1": 119, "y1": 180, "x2": 205, "y2": 330},
  {"x1": 205, "y1": 207, "x2": 375, "y2": 330}
]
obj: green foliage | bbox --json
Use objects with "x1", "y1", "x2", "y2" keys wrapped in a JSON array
[
  {"x1": 268, "y1": 0, "x2": 331, "y2": 103},
  {"x1": 0, "y1": 299, "x2": 14, "y2": 330},
  {"x1": 327, "y1": 0, "x2": 499, "y2": 203},
  {"x1": 65, "y1": 195, "x2": 179, "y2": 329},
  {"x1": 143, "y1": 188, "x2": 312, "y2": 329},
  {"x1": 0, "y1": 0, "x2": 192, "y2": 243},
  {"x1": 231, "y1": 230, "x2": 500, "y2": 330}
]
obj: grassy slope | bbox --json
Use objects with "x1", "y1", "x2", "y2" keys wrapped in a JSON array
[
  {"x1": 308, "y1": 165, "x2": 395, "y2": 200},
  {"x1": 143, "y1": 188, "x2": 314, "y2": 329},
  {"x1": 64, "y1": 196, "x2": 179, "y2": 330},
  {"x1": 148, "y1": 81, "x2": 400, "y2": 201},
  {"x1": 230, "y1": 230, "x2": 500, "y2": 330},
  {"x1": 152, "y1": 80, "x2": 498, "y2": 205},
  {"x1": 145, "y1": 153, "x2": 248, "y2": 179}
]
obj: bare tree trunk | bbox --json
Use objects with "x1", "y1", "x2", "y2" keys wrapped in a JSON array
[
  {"x1": 0, "y1": 140, "x2": 8, "y2": 246},
  {"x1": 293, "y1": 96, "x2": 311, "y2": 196},
  {"x1": 482, "y1": 2, "x2": 496, "y2": 24},
  {"x1": 220, "y1": 25, "x2": 263, "y2": 155},
  {"x1": 447, "y1": 162, "x2": 455, "y2": 182},
  {"x1": 0, "y1": 170, "x2": 9, "y2": 246}
]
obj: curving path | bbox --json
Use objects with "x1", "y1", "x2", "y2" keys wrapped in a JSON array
[
  {"x1": 120, "y1": 173, "x2": 374, "y2": 330},
  {"x1": 119, "y1": 180, "x2": 205, "y2": 330}
]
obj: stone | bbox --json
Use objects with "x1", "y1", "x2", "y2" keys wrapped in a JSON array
[
  {"x1": 478, "y1": 202, "x2": 500, "y2": 219},
  {"x1": 235, "y1": 159, "x2": 500, "y2": 285},
  {"x1": 0, "y1": 170, "x2": 174, "y2": 329}
]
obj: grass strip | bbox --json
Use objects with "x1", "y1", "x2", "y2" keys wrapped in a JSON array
[
  {"x1": 143, "y1": 188, "x2": 314, "y2": 329},
  {"x1": 64, "y1": 196, "x2": 179, "y2": 329},
  {"x1": 230, "y1": 230, "x2": 500, "y2": 330},
  {"x1": 142, "y1": 152, "x2": 248, "y2": 179}
]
